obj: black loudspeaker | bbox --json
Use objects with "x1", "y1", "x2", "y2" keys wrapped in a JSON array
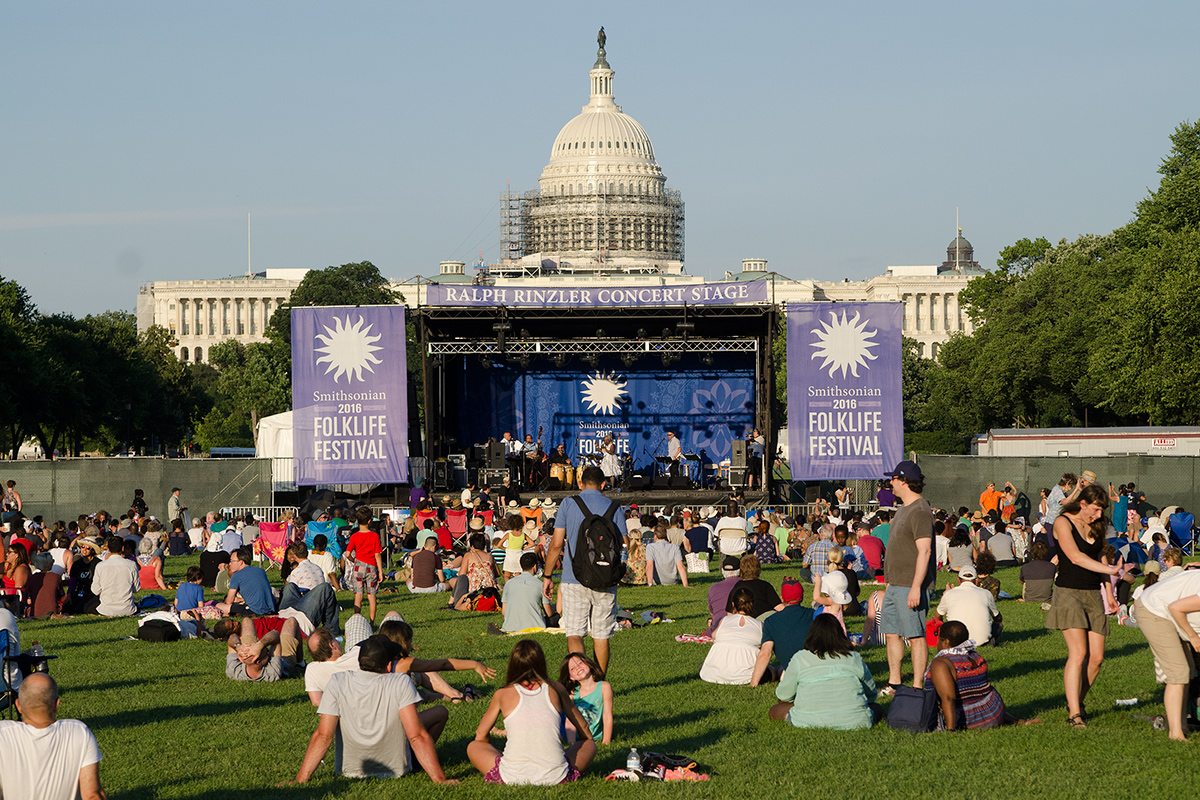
[
  {"x1": 729, "y1": 467, "x2": 749, "y2": 489},
  {"x1": 805, "y1": 484, "x2": 820, "y2": 503},
  {"x1": 482, "y1": 468, "x2": 507, "y2": 488},
  {"x1": 654, "y1": 476, "x2": 671, "y2": 489},
  {"x1": 669, "y1": 476, "x2": 691, "y2": 490},
  {"x1": 731, "y1": 439, "x2": 748, "y2": 468},
  {"x1": 487, "y1": 442, "x2": 506, "y2": 470},
  {"x1": 629, "y1": 473, "x2": 652, "y2": 491}
]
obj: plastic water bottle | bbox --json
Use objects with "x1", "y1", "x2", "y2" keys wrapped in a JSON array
[
  {"x1": 627, "y1": 747, "x2": 641, "y2": 774},
  {"x1": 1115, "y1": 698, "x2": 1138, "y2": 707},
  {"x1": 29, "y1": 642, "x2": 47, "y2": 673}
]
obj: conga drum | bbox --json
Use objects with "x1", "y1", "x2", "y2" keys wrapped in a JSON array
[
  {"x1": 564, "y1": 465, "x2": 576, "y2": 488},
  {"x1": 550, "y1": 464, "x2": 566, "y2": 488}
]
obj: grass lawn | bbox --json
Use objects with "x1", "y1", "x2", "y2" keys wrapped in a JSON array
[{"x1": 16, "y1": 554, "x2": 1196, "y2": 799}]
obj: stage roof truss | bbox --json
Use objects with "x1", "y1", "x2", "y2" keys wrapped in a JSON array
[{"x1": 427, "y1": 338, "x2": 757, "y2": 356}]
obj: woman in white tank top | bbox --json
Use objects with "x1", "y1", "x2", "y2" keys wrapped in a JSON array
[{"x1": 468, "y1": 639, "x2": 596, "y2": 785}]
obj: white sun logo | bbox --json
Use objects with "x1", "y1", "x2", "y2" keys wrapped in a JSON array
[
  {"x1": 580, "y1": 372, "x2": 628, "y2": 415},
  {"x1": 313, "y1": 315, "x2": 384, "y2": 384},
  {"x1": 810, "y1": 310, "x2": 879, "y2": 379}
]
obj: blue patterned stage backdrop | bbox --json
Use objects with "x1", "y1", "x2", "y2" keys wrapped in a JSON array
[
  {"x1": 457, "y1": 356, "x2": 754, "y2": 472},
  {"x1": 786, "y1": 303, "x2": 903, "y2": 480},
  {"x1": 292, "y1": 306, "x2": 409, "y2": 485}
]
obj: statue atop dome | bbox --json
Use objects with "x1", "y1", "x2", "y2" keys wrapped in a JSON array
[{"x1": 594, "y1": 26, "x2": 609, "y2": 69}]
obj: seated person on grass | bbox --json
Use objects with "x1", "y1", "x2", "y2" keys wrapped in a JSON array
[
  {"x1": 216, "y1": 546, "x2": 275, "y2": 617},
  {"x1": 751, "y1": 578, "x2": 814, "y2": 687},
  {"x1": 935, "y1": 565, "x2": 1001, "y2": 646},
  {"x1": 307, "y1": 534, "x2": 340, "y2": 591},
  {"x1": 770, "y1": 614, "x2": 880, "y2": 730},
  {"x1": 223, "y1": 615, "x2": 302, "y2": 682},
  {"x1": 646, "y1": 527, "x2": 689, "y2": 587},
  {"x1": 925, "y1": 620, "x2": 1039, "y2": 730},
  {"x1": 725, "y1": 554, "x2": 782, "y2": 618},
  {"x1": 701, "y1": 587, "x2": 763, "y2": 685},
  {"x1": 502, "y1": 553, "x2": 550, "y2": 632},
  {"x1": 174, "y1": 565, "x2": 206, "y2": 614},
  {"x1": 973, "y1": 551, "x2": 1002, "y2": 600},
  {"x1": 467, "y1": 639, "x2": 594, "y2": 785},
  {"x1": 407, "y1": 535, "x2": 449, "y2": 594},
  {"x1": 288, "y1": 635, "x2": 457, "y2": 785},
  {"x1": 1019, "y1": 541, "x2": 1056, "y2": 604}
]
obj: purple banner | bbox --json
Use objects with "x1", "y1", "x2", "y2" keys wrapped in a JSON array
[
  {"x1": 786, "y1": 303, "x2": 903, "y2": 480},
  {"x1": 292, "y1": 306, "x2": 409, "y2": 485},
  {"x1": 424, "y1": 281, "x2": 769, "y2": 307}
]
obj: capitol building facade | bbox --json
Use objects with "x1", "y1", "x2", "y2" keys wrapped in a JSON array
[{"x1": 137, "y1": 32, "x2": 980, "y2": 363}]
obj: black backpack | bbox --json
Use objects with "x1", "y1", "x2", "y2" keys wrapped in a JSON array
[{"x1": 567, "y1": 495, "x2": 626, "y2": 590}]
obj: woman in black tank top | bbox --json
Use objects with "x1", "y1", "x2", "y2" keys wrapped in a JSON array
[{"x1": 1046, "y1": 484, "x2": 1120, "y2": 728}]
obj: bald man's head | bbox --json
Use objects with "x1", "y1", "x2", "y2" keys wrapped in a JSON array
[{"x1": 17, "y1": 673, "x2": 59, "y2": 720}]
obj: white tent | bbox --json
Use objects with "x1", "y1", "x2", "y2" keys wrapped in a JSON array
[{"x1": 256, "y1": 411, "x2": 293, "y2": 460}]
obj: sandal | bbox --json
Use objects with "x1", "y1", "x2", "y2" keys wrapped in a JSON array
[
  {"x1": 1067, "y1": 713, "x2": 1087, "y2": 729},
  {"x1": 452, "y1": 685, "x2": 480, "y2": 704}
]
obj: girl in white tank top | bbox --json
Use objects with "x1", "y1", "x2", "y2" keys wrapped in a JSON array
[{"x1": 467, "y1": 639, "x2": 597, "y2": 785}]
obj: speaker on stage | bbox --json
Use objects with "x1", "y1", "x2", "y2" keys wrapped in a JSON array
[
  {"x1": 805, "y1": 484, "x2": 820, "y2": 503},
  {"x1": 669, "y1": 475, "x2": 691, "y2": 490},
  {"x1": 487, "y1": 442, "x2": 506, "y2": 470},
  {"x1": 731, "y1": 440, "x2": 748, "y2": 468},
  {"x1": 629, "y1": 473, "x2": 652, "y2": 491},
  {"x1": 653, "y1": 476, "x2": 671, "y2": 490},
  {"x1": 729, "y1": 466, "x2": 749, "y2": 489}
]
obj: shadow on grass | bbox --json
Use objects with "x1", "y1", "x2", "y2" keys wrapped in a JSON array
[
  {"x1": 88, "y1": 697, "x2": 286, "y2": 731},
  {"x1": 114, "y1": 778, "x2": 345, "y2": 800}
]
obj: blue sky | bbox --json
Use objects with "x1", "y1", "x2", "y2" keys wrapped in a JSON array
[{"x1": 3, "y1": 1, "x2": 1196, "y2": 317}]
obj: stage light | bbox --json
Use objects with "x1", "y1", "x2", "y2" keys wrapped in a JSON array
[
  {"x1": 595, "y1": 328, "x2": 606, "y2": 337},
  {"x1": 480, "y1": 357, "x2": 491, "y2": 369},
  {"x1": 520, "y1": 329, "x2": 531, "y2": 339},
  {"x1": 492, "y1": 321, "x2": 512, "y2": 332},
  {"x1": 676, "y1": 321, "x2": 695, "y2": 332},
  {"x1": 518, "y1": 356, "x2": 531, "y2": 369},
  {"x1": 636, "y1": 328, "x2": 647, "y2": 339},
  {"x1": 622, "y1": 354, "x2": 637, "y2": 368},
  {"x1": 701, "y1": 354, "x2": 715, "y2": 366},
  {"x1": 584, "y1": 354, "x2": 599, "y2": 368},
  {"x1": 661, "y1": 354, "x2": 672, "y2": 367},
  {"x1": 662, "y1": 327, "x2": 672, "y2": 338},
  {"x1": 553, "y1": 354, "x2": 566, "y2": 368}
]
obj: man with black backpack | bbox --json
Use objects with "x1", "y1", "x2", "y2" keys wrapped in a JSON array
[{"x1": 542, "y1": 466, "x2": 627, "y2": 675}]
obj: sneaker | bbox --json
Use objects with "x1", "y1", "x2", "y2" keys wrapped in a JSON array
[
  {"x1": 1040, "y1": 602, "x2": 1052, "y2": 611},
  {"x1": 879, "y1": 683, "x2": 898, "y2": 697}
]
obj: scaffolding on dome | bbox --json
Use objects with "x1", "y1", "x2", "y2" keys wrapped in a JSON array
[{"x1": 497, "y1": 187, "x2": 683, "y2": 277}]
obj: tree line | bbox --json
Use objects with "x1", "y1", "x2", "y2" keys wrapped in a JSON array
[
  {"x1": 0, "y1": 261, "x2": 403, "y2": 457},
  {"x1": 905, "y1": 119, "x2": 1200, "y2": 451}
]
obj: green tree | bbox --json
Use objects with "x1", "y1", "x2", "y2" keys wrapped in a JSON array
[
  {"x1": 207, "y1": 339, "x2": 291, "y2": 447},
  {"x1": 0, "y1": 275, "x2": 38, "y2": 457}
]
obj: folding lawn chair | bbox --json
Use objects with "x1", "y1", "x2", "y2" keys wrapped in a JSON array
[
  {"x1": 1169, "y1": 511, "x2": 1196, "y2": 556},
  {"x1": 445, "y1": 507, "x2": 470, "y2": 550},
  {"x1": 254, "y1": 521, "x2": 292, "y2": 571}
]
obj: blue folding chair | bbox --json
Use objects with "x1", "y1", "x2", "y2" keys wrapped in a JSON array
[{"x1": 1169, "y1": 512, "x2": 1196, "y2": 556}]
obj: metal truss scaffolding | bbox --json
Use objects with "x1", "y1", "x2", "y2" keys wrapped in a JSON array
[{"x1": 428, "y1": 338, "x2": 756, "y2": 356}]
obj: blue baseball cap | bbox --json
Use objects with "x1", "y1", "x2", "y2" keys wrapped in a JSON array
[{"x1": 885, "y1": 460, "x2": 923, "y2": 481}]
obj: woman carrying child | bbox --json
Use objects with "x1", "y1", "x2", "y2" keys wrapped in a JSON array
[{"x1": 468, "y1": 639, "x2": 595, "y2": 785}]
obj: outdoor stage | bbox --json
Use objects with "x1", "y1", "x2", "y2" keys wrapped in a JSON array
[{"x1": 413, "y1": 290, "x2": 778, "y2": 492}]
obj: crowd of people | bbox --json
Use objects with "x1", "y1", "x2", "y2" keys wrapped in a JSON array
[{"x1": 4, "y1": 461, "x2": 1200, "y2": 797}]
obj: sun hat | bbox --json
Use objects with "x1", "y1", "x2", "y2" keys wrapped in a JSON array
[
  {"x1": 528, "y1": 498, "x2": 541, "y2": 509},
  {"x1": 1144, "y1": 560, "x2": 1162, "y2": 575},
  {"x1": 821, "y1": 570, "x2": 853, "y2": 605},
  {"x1": 469, "y1": 517, "x2": 485, "y2": 531},
  {"x1": 451, "y1": 498, "x2": 463, "y2": 510},
  {"x1": 507, "y1": 500, "x2": 519, "y2": 510}
]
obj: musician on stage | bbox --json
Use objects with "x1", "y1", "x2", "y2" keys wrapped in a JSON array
[
  {"x1": 521, "y1": 432, "x2": 542, "y2": 488},
  {"x1": 747, "y1": 428, "x2": 765, "y2": 490},
  {"x1": 600, "y1": 434, "x2": 621, "y2": 483},
  {"x1": 502, "y1": 431, "x2": 522, "y2": 483},
  {"x1": 548, "y1": 444, "x2": 571, "y2": 466},
  {"x1": 666, "y1": 431, "x2": 682, "y2": 478}
]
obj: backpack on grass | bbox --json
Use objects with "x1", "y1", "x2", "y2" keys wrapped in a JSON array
[{"x1": 567, "y1": 495, "x2": 626, "y2": 591}]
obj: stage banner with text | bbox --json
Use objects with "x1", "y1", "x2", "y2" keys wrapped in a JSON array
[
  {"x1": 425, "y1": 281, "x2": 769, "y2": 308},
  {"x1": 292, "y1": 306, "x2": 409, "y2": 485},
  {"x1": 786, "y1": 303, "x2": 902, "y2": 480}
]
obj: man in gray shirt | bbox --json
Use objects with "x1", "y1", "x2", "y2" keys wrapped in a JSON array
[
  {"x1": 502, "y1": 553, "x2": 549, "y2": 632},
  {"x1": 289, "y1": 636, "x2": 456, "y2": 785},
  {"x1": 646, "y1": 528, "x2": 689, "y2": 587}
]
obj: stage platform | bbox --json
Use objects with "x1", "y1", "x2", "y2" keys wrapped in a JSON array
[{"x1": 496, "y1": 487, "x2": 769, "y2": 512}]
